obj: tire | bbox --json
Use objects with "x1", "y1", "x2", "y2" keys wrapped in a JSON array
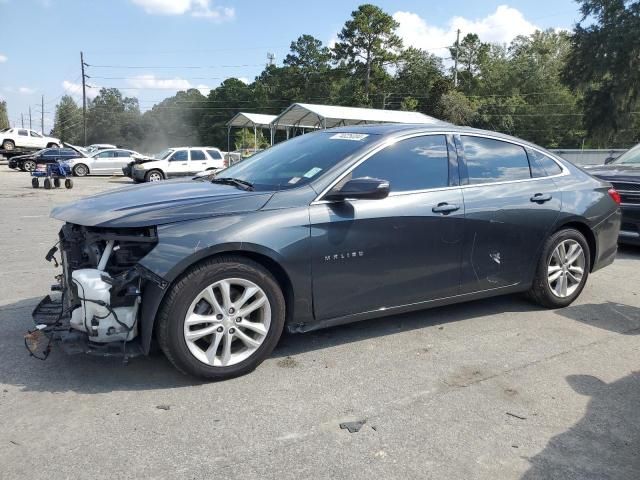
[
  {"x1": 44, "y1": 178, "x2": 52, "y2": 190},
  {"x1": 528, "y1": 228, "x2": 590, "y2": 308},
  {"x1": 2, "y1": 140, "x2": 15, "y2": 150},
  {"x1": 53, "y1": 178, "x2": 61, "y2": 188},
  {"x1": 23, "y1": 160, "x2": 36, "y2": 172},
  {"x1": 46, "y1": 143, "x2": 59, "y2": 148},
  {"x1": 145, "y1": 169, "x2": 164, "y2": 182},
  {"x1": 73, "y1": 164, "x2": 89, "y2": 177},
  {"x1": 157, "y1": 256, "x2": 286, "y2": 380},
  {"x1": 31, "y1": 178, "x2": 39, "y2": 188},
  {"x1": 65, "y1": 179, "x2": 73, "y2": 189}
]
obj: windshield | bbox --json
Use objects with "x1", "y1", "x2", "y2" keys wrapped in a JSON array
[
  {"x1": 613, "y1": 146, "x2": 640, "y2": 165},
  {"x1": 155, "y1": 148, "x2": 173, "y2": 160},
  {"x1": 215, "y1": 132, "x2": 379, "y2": 191}
]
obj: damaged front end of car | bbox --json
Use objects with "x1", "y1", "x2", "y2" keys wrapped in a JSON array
[{"x1": 28, "y1": 223, "x2": 159, "y2": 361}]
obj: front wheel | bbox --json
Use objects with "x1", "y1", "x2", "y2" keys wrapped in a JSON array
[
  {"x1": 157, "y1": 256, "x2": 286, "y2": 380},
  {"x1": 528, "y1": 228, "x2": 590, "y2": 308},
  {"x1": 145, "y1": 169, "x2": 164, "y2": 182},
  {"x1": 23, "y1": 160, "x2": 36, "y2": 172}
]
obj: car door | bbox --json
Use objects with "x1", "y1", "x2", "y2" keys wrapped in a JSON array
[
  {"x1": 112, "y1": 150, "x2": 134, "y2": 174},
  {"x1": 189, "y1": 149, "x2": 208, "y2": 174},
  {"x1": 29, "y1": 130, "x2": 45, "y2": 148},
  {"x1": 166, "y1": 149, "x2": 190, "y2": 177},
  {"x1": 91, "y1": 151, "x2": 117, "y2": 174},
  {"x1": 456, "y1": 134, "x2": 562, "y2": 293},
  {"x1": 310, "y1": 134, "x2": 465, "y2": 321},
  {"x1": 16, "y1": 129, "x2": 30, "y2": 147}
]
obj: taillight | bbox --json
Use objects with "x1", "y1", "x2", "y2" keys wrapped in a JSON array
[{"x1": 608, "y1": 188, "x2": 621, "y2": 205}]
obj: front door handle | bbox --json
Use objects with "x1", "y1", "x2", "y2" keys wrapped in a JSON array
[
  {"x1": 432, "y1": 202, "x2": 460, "y2": 214},
  {"x1": 530, "y1": 193, "x2": 552, "y2": 203}
]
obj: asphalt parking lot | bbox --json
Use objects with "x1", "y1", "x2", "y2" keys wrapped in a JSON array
[{"x1": 0, "y1": 167, "x2": 638, "y2": 479}]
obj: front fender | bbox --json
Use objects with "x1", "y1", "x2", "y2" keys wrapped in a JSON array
[{"x1": 137, "y1": 209, "x2": 313, "y2": 353}]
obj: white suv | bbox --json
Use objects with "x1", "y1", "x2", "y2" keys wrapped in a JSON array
[
  {"x1": 131, "y1": 147, "x2": 224, "y2": 182},
  {"x1": 1, "y1": 128, "x2": 61, "y2": 151}
]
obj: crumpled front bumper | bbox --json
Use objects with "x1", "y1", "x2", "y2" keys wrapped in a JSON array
[{"x1": 31, "y1": 294, "x2": 144, "y2": 358}]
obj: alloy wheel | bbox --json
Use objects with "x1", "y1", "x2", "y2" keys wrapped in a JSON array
[
  {"x1": 183, "y1": 278, "x2": 271, "y2": 367},
  {"x1": 547, "y1": 239, "x2": 585, "y2": 298},
  {"x1": 148, "y1": 172, "x2": 162, "y2": 182}
]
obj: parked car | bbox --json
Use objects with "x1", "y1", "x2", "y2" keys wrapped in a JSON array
[
  {"x1": 9, "y1": 147, "x2": 84, "y2": 171},
  {"x1": 130, "y1": 147, "x2": 224, "y2": 182},
  {"x1": 33, "y1": 125, "x2": 621, "y2": 380},
  {"x1": 1, "y1": 128, "x2": 61, "y2": 151},
  {"x1": 61, "y1": 148, "x2": 143, "y2": 176},
  {"x1": 586, "y1": 143, "x2": 640, "y2": 245}
]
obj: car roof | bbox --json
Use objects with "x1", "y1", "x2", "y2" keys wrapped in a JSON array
[{"x1": 326, "y1": 123, "x2": 551, "y2": 154}]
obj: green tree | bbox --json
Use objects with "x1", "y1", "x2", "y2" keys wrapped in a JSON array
[
  {"x1": 390, "y1": 48, "x2": 445, "y2": 113},
  {"x1": 450, "y1": 33, "x2": 490, "y2": 93},
  {"x1": 436, "y1": 90, "x2": 477, "y2": 125},
  {"x1": 333, "y1": 4, "x2": 403, "y2": 102},
  {"x1": 234, "y1": 128, "x2": 269, "y2": 151},
  {"x1": 87, "y1": 88, "x2": 142, "y2": 147},
  {"x1": 0, "y1": 101, "x2": 9, "y2": 129},
  {"x1": 564, "y1": 0, "x2": 640, "y2": 143},
  {"x1": 51, "y1": 95, "x2": 82, "y2": 144}
]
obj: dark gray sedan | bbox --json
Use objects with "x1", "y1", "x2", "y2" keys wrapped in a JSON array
[{"x1": 33, "y1": 124, "x2": 621, "y2": 379}]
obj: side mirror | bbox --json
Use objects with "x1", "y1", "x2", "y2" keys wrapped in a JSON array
[
  {"x1": 604, "y1": 156, "x2": 616, "y2": 165},
  {"x1": 324, "y1": 177, "x2": 390, "y2": 201}
]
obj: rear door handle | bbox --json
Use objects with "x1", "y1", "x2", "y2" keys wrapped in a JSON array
[
  {"x1": 432, "y1": 202, "x2": 460, "y2": 214},
  {"x1": 530, "y1": 193, "x2": 552, "y2": 203}
]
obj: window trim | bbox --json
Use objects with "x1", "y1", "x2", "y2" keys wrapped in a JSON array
[{"x1": 312, "y1": 131, "x2": 569, "y2": 204}]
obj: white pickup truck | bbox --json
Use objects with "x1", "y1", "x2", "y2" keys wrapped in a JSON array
[{"x1": 1, "y1": 128, "x2": 61, "y2": 151}]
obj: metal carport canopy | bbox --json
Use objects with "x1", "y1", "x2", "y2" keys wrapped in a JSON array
[
  {"x1": 271, "y1": 103, "x2": 445, "y2": 129},
  {"x1": 226, "y1": 112, "x2": 283, "y2": 129}
]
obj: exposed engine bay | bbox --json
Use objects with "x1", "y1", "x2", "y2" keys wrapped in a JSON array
[{"x1": 28, "y1": 223, "x2": 157, "y2": 359}]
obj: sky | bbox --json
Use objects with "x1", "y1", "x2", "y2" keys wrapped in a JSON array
[{"x1": 0, "y1": 0, "x2": 584, "y2": 134}]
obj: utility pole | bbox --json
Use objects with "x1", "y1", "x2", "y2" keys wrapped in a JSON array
[
  {"x1": 21, "y1": 113, "x2": 24, "y2": 128},
  {"x1": 266, "y1": 52, "x2": 275, "y2": 68},
  {"x1": 80, "y1": 51, "x2": 87, "y2": 146},
  {"x1": 29, "y1": 106, "x2": 32, "y2": 129},
  {"x1": 453, "y1": 29, "x2": 461, "y2": 88},
  {"x1": 41, "y1": 95, "x2": 44, "y2": 134}
]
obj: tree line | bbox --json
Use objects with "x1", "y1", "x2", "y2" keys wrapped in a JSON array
[{"x1": 46, "y1": 1, "x2": 639, "y2": 153}]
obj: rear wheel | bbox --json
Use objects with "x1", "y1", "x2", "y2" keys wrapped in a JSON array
[
  {"x1": 157, "y1": 256, "x2": 286, "y2": 380},
  {"x1": 528, "y1": 228, "x2": 590, "y2": 308},
  {"x1": 145, "y1": 169, "x2": 163, "y2": 182},
  {"x1": 23, "y1": 160, "x2": 36, "y2": 172},
  {"x1": 2, "y1": 140, "x2": 15, "y2": 150},
  {"x1": 73, "y1": 164, "x2": 88, "y2": 177}
]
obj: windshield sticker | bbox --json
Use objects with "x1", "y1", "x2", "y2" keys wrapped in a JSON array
[
  {"x1": 288, "y1": 177, "x2": 301, "y2": 184},
  {"x1": 330, "y1": 133, "x2": 370, "y2": 141},
  {"x1": 303, "y1": 167, "x2": 323, "y2": 178}
]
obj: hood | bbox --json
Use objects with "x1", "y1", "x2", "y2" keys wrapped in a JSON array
[
  {"x1": 51, "y1": 179, "x2": 274, "y2": 228},
  {"x1": 585, "y1": 164, "x2": 640, "y2": 183}
]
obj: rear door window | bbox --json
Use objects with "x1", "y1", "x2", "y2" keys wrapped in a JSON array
[
  {"x1": 461, "y1": 136, "x2": 531, "y2": 184},
  {"x1": 206, "y1": 149, "x2": 223, "y2": 160},
  {"x1": 190, "y1": 150, "x2": 206, "y2": 161},
  {"x1": 18, "y1": 129, "x2": 28, "y2": 136},
  {"x1": 351, "y1": 135, "x2": 450, "y2": 192}
]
